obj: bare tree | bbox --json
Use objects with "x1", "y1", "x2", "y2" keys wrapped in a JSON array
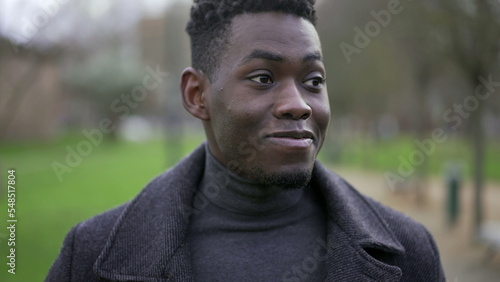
[
  {"x1": 439, "y1": 0, "x2": 499, "y2": 231},
  {"x1": 408, "y1": 0, "x2": 500, "y2": 230}
]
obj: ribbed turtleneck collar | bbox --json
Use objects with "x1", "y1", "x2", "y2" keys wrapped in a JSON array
[{"x1": 199, "y1": 145, "x2": 305, "y2": 216}]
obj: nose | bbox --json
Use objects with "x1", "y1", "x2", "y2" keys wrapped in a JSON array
[{"x1": 273, "y1": 81, "x2": 312, "y2": 120}]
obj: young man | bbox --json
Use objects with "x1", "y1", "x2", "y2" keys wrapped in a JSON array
[{"x1": 47, "y1": 0, "x2": 445, "y2": 281}]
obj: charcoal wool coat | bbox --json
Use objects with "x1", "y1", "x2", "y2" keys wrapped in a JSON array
[{"x1": 46, "y1": 144, "x2": 445, "y2": 281}]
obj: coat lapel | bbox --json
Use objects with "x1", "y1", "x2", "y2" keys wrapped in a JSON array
[
  {"x1": 93, "y1": 144, "x2": 405, "y2": 281},
  {"x1": 312, "y1": 162, "x2": 405, "y2": 281},
  {"x1": 94, "y1": 144, "x2": 207, "y2": 281}
]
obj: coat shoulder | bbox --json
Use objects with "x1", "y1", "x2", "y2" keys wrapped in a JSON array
[
  {"x1": 362, "y1": 196, "x2": 445, "y2": 281},
  {"x1": 75, "y1": 203, "x2": 129, "y2": 249},
  {"x1": 46, "y1": 144, "x2": 207, "y2": 281},
  {"x1": 46, "y1": 204, "x2": 129, "y2": 281},
  {"x1": 362, "y1": 196, "x2": 433, "y2": 245}
]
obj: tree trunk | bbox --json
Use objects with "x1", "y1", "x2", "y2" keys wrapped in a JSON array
[{"x1": 470, "y1": 86, "x2": 485, "y2": 233}]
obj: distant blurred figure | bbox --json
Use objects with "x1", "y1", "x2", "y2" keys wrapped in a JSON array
[{"x1": 445, "y1": 162, "x2": 464, "y2": 227}]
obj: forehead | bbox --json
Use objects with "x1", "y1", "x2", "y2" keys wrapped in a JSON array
[{"x1": 226, "y1": 12, "x2": 322, "y2": 61}]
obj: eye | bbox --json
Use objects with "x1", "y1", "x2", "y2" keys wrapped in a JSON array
[
  {"x1": 303, "y1": 77, "x2": 325, "y2": 88},
  {"x1": 249, "y1": 75, "x2": 274, "y2": 85}
]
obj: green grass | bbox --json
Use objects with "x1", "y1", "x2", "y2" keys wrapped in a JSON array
[{"x1": 0, "y1": 134, "x2": 204, "y2": 282}]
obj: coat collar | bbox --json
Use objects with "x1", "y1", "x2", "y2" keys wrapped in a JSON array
[
  {"x1": 312, "y1": 162, "x2": 404, "y2": 281},
  {"x1": 94, "y1": 144, "x2": 405, "y2": 281}
]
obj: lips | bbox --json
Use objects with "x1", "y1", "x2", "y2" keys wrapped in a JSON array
[
  {"x1": 266, "y1": 130, "x2": 314, "y2": 148},
  {"x1": 268, "y1": 130, "x2": 314, "y2": 139}
]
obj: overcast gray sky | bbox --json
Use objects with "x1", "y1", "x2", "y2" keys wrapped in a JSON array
[{"x1": 0, "y1": 0, "x2": 189, "y2": 46}]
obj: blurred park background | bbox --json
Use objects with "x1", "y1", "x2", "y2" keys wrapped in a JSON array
[{"x1": 0, "y1": 0, "x2": 499, "y2": 281}]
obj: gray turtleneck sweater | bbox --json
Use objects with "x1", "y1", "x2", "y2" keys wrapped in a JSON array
[{"x1": 187, "y1": 148, "x2": 326, "y2": 281}]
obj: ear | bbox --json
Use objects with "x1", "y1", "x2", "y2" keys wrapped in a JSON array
[{"x1": 180, "y1": 67, "x2": 210, "y2": 121}]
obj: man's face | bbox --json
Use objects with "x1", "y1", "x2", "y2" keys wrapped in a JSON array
[{"x1": 204, "y1": 12, "x2": 330, "y2": 188}]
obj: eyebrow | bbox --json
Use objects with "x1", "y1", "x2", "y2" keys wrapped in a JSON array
[
  {"x1": 303, "y1": 52, "x2": 323, "y2": 63},
  {"x1": 239, "y1": 49, "x2": 323, "y2": 66}
]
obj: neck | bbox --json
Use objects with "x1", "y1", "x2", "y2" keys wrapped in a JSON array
[{"x1": 200, "y1": 145, "x2": 305, "y2": 216}]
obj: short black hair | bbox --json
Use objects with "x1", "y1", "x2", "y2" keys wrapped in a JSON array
[{"x1": 186, "y1": 0, "x2": 317, "y2": 81}]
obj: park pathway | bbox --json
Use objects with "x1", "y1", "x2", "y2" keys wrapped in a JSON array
[{"x1": 332, "y1": 167, "x2": 500, "y2": 282}]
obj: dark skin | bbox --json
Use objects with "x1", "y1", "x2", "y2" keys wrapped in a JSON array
[{"x1": 181, "y1": 12, "x2": 330, "y2": 188}]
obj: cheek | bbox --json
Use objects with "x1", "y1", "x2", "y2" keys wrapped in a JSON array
[
  {"x1": 211, "y1": 92, "x2": 255, "y2": 143},
  {"x1": 319, "y1": 104, "x2": 331, "y2": 128},
  {"x1": 216, "y1": 89, "x2": 265, "y2": 125},
  {"x1": 313, "y1": 96, "x2": 331, "y2": 128}
]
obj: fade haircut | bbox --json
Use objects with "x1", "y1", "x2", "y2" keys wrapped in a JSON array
[{"x1": 186, "y1": 0, "x2": 317, "y2": 81}]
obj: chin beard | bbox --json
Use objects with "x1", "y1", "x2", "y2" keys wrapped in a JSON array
[{"x1": 252, "y1": 167, "x2": 313, "y2": 190}]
